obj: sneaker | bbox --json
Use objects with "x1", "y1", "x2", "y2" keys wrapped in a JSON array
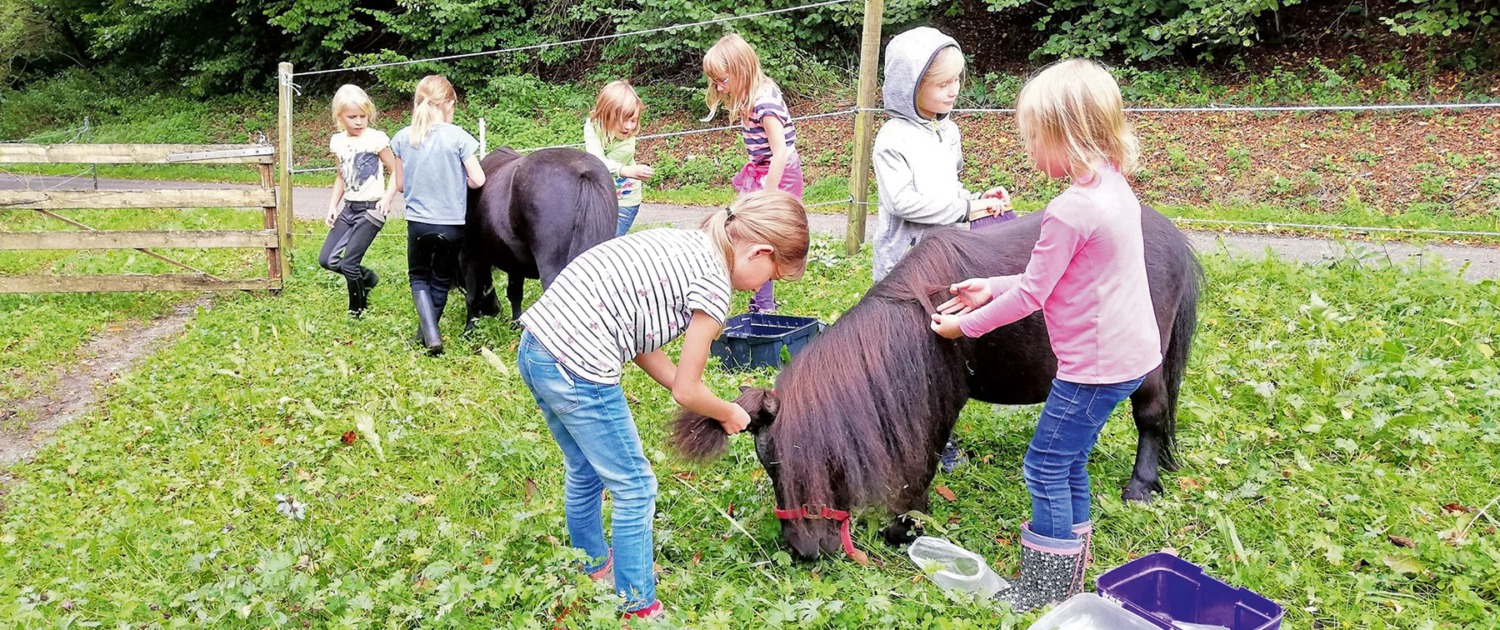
[
  {"x1": 940, "y1": 439, "x2": 968, "y2": 473},
  {"x1": 623, "y1": 600, "x2": 666, "y2": 621}
]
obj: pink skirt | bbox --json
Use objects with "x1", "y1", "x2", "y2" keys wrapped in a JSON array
[{"x1": 732, "y1": 152, "x2": 804, "y2": 199}]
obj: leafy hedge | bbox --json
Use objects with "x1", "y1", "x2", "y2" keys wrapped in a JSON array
[{"x1": 2, "y1": 0, "x2": 1497, "y2": 93}]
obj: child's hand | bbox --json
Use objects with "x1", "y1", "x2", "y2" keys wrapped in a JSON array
[
  {"x1": 981, "y1": 186, "x2": 1013, "y2": 211},
  {"x1": 967, "y1": 198, "x2": 1006, "y2": 221},
  {"x1": 937, "y1": 278, "x2": 992, "y2": 315},
  {"x1": 930, "y1": 313, "x2": 964, "y2": 339},
  {"x1": 375, "y1": 198, "x2": 389, "y2": 218},
  {"x1": 719, "y1": 405, "x2": 751, "y2": 435},
  {"x1": 325, "y1": 206, "x2": 339, "y2": 228},
  {"x1": 622, "y1": 165, "x2": 654, "y2": 180}
]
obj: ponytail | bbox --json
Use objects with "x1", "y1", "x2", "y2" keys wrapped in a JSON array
[{"x1": 410, "y1": 75, "x2": 457, "y2": 148}]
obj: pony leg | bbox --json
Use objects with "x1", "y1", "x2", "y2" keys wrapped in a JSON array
[
  {"x1": 881, "y1": 466, "x2": 938, "y2": 546},
  {"x1": 459, "y1": 253, "x2": 501, "y2": 333},
  {"x1": 1123, "y1": 369, "x2": 1172, "y2": 502},
  {"x1": 506, "y1": 272, "x2": 526, "y2": 326}
]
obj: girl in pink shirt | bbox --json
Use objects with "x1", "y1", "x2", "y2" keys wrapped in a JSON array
[{"x1": 929, "y1": 59, "x2": 1160, "y2": 613}]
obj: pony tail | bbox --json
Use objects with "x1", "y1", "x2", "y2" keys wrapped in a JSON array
[
  {"x1": 700, "y1": 205, "x2": 737, "y2": 274},
  {"x1": 670, "y1": 388, "x2": 779, "y2": 463},
  {"x1": 409, "y1": 75, "x2": 456, "y2": 148}
]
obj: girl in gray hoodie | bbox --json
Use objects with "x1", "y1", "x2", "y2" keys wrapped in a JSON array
[{"x1": 872, "y1": 27, "x2": 1013, "y2": 283}]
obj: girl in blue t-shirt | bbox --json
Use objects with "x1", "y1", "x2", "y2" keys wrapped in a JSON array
[{"x1": 389, "y1": 75, "x2": 486, "y2": 355}]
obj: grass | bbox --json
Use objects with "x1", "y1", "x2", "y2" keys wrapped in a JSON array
[
  {"x1": 0, "y1": 206, "x2": 270, "y2": 404},
  {"x1": 0, "y1": 216, "x2": 1497, "y2": 627}
]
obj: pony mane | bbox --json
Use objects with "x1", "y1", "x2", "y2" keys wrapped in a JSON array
[{"x1": 769, "y1": 226, "x2": 1009, "y2": 512}]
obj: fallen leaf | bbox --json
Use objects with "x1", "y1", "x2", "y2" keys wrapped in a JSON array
[
  {"x1": 1388, "y1": 535, "x2": 1416, "y2": 549},
  {"x1": 935, "y1": 486, "x2": 957, "y2": 502},
  {"x1": 1442, "y1": 503, "x2": 1475, "y2": 515},
  {"x1": 480, "y1": 347, "x2": 509, "y2": 376},
  {"x1": 1382, "y1": 555, "x2": 1424, "y2": 575},
  {"x1": 1178, "y1": 477, "x2": 1204, "y2": 492},
  {"x1": 355, "y1": 413, "x2": 385, "y2": 461},
  {"x1": 524, "y1": 478, "x2": 538, "y2": 504},
  {"x1": 341, "y1": 431, "x2": 357, "y2": 444},
  {"x1": 481, "y1": 556, "x2": 493, "y2": 566},
  {"x1": 295, "y1": 468, "x2": 312, "y2": 482}
]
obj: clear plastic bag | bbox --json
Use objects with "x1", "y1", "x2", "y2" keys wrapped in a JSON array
[{"x1": 907, "y1": 536, "x2": 1008, "y2": 597}]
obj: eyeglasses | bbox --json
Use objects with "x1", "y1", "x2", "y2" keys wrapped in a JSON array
[{"x1": 712, "y1": 76, "x2": 730, "y2": 87}]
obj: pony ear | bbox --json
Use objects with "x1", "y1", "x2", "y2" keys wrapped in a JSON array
[{"x1": 745, "y1": 387, "x2": 779, "y2": 434}]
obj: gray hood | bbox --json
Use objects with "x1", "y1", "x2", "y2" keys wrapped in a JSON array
[{"x1": 883, "y1": 27, "x2": 960, "y2": 123}]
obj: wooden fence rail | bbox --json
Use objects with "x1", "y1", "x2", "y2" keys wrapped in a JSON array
[{"x1": 0, "y1": 143, "x2": 289, "y2": 294}]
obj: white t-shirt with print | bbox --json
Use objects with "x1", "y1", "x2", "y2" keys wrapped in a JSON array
[{"x1": 330, "y1": 129, "x2": 390, "y2": 202}]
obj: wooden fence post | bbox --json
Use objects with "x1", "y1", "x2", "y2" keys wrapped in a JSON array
[
  {"x1": 277, "y1": 62, "x2": 295, "y2": 280},
  {"x1": 844, "y1": 0, "x2": 885, "y2": 256}
]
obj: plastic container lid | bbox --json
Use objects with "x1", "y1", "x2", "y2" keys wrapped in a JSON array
[
  {"x1": 906, "y1": 536, "x2": 1007, "y2": 598},
  {"x1": 1096, "y1": 553, "x2": 1282, "y2": 630},
  {"x1": 1027, "y1": 593, "x2": 1163, "y2": 630}
]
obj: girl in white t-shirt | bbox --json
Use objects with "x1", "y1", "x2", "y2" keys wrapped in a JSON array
[{"x1": 318, "y1": 84, "x2": 402, "y2": 318}]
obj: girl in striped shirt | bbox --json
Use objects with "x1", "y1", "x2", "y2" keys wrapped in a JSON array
[
  {"x1": 703, "y1": 33, "x2": 802, "y2": 313},
  {"x1": 516, "y1": 190, "x2": 809, "y2": 620}
]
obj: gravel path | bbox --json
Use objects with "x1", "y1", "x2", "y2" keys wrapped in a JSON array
[{"x1": 5, "y1": 174, "x2": 1497, "y2": 281}]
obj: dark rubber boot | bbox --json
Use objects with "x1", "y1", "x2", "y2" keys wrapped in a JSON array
[
  {"x1": 413, "y1": 287, "x2": 444, "y2": 355},
  {"x1": 992, "y1": 521, "x2": 1085, "y2": 613},
  {"x1": 345, "y1": 275, "x2": 367, "y2": 318}
]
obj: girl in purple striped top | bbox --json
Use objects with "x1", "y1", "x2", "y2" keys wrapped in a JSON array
[{"x1": 703, "y1": 33, "x2": 802, "y2": 313}]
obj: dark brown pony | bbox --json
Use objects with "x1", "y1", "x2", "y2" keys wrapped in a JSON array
[
  {"x1": 672, "y1": 207, "x2": 1202, "y2": 560},
  {"x1": 460, "y1": 147, "x2": 617, "y2": 328}
]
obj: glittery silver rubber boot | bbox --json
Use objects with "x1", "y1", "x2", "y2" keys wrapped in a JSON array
[{"x1": 993, "y1": 521, "x2": 1085, "y2": 613}]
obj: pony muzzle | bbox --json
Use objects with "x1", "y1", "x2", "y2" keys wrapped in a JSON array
[{"x1": 772, "y1": 504, "x2": 868, "y2": 565}]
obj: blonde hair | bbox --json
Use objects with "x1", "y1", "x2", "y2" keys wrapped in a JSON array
[
  {"x1": 1015, "y1": 59, "x2": 1139, "y2": 177},
  {"x1": 701, "y1": 33, "x2": 770, "y2": 123},
  {"x1": 922, "y1": 46, "x2": 965, "y2": 88},
  {"x1": 700, "y1": 190, "x2": 810, "y2": 281},
  {"x1": 590, "y1": 80, "x2": 644, "y2": 142},
  {"x1": 409, "y1": 75, "x2": 457, "y2": 148},
  {"x1": 330, "y1": 84, "x2": 376, "y2": 131}
]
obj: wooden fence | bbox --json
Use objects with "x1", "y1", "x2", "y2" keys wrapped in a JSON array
[{"x1": 0, "y1": 143, "x2": 290, "y2": 293}]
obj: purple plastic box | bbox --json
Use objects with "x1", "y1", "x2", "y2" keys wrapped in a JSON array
[
  {"x1": 969, "y1": 210, "x2": 1018, "y2": 232},
  {"x1": 1096, "y1": 553, "x2": 1283, "y2": 630}
]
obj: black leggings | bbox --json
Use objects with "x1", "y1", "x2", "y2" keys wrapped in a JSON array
[
  {"x1": 318, "y1": 201, "x2": 383, "y2": 282},
  {"x1": 407, "y1": 221, "x2": 465, "y2": 314}
]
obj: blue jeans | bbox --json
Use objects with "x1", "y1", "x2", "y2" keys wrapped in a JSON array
[
  {"x1": 1024, "y1": 377, "x2": 1144, "y2": 540},
  {"x1": 516, "y1": 331, "x2": 658, "y2": 611},
  {"x1": 616, "y1": 204, "x2": 641, "y2": 237}
]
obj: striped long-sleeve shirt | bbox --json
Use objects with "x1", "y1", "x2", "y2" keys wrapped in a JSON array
[{"x1": 518, "y1": 229, "x2": 732, "y2": 385}]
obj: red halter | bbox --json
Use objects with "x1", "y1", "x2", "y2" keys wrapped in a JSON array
[{"x1": 771, "y1": 504, "x2": 867, "y2": 564}]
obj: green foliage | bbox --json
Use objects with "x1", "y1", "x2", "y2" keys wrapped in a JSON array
[
  {"x1": 1383, "y1": 0, "x2": 1500, "y2": 37},
  {"x1": 982, "y1": 0, "x2": 1305, "y2": 61}
]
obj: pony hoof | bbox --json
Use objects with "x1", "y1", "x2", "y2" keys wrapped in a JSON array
[
  {"x1": 1121, "y1": 479, "x2": 1161, "y2": 503},
  {"x1": 880, "y1": 518, "x2": 921, "y2": 546}
]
